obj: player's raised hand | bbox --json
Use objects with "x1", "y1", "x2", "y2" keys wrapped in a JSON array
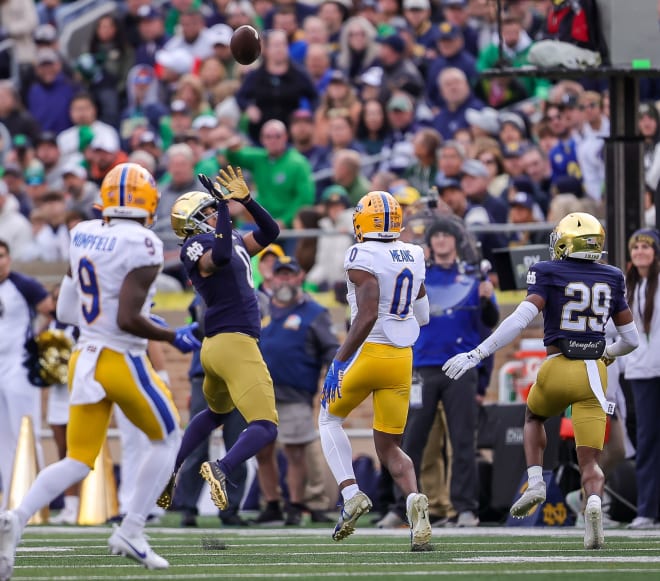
[
  {"x1": 198, "y1": 173, "x2": 228, "y2": 203},
  {"x1": 442, "y1": 349, "x2": 482, "y2": 380},
  {"x1": 172, "y1": 322, "x2": 202, "y2": 353},
  {"x1": 216, "y1": 165, "x2": 251, "y2": 203}
]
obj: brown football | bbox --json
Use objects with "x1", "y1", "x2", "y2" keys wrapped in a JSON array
[{"x1": 230, "y1": 25, "x2": 261, "y2": 65}]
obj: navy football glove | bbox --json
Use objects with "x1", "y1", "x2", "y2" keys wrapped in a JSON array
[
  {"x1": 198, "y1": 173, "x2": 228, "y2": 203},
  {"x1": 321, "y1": 357, "x2": 353, "y2": 406},
  {"x1": 172, "y1": 322, "x2": 202, "y2": 353}
]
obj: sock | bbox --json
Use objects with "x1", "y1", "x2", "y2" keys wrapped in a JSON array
[
  {"x1": 406, "y1": 492, "x2": 417, "y2": 516},
  {"x1": 217, "y1": 420, "x2": 277, "y2": 475},
  {"x1": 175, "y1": 408, "x2": 229, "y2": 472},
  {"x1": 125, "y1": 429, "x2": 181, "y2": 524},
  {"x1": 527, "y1": 465, "x2": 543, "y2": 487},
  {"x1": 15, "y1": 458, "x2": 89, "y2": 529},
  {"x1": 318, "y1": 408, "x2": 356, "y2": 485},
  {"x1": 341, "y1": 484, "x2": 359, "y2": 502}
]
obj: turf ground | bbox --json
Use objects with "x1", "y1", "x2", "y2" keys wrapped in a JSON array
[{"x1": 9, "y1": 516, "x2": 660, "y2": 580}]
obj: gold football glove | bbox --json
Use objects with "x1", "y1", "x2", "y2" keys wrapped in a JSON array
[{"x1": 216, "y1": 165, "x2": 251, "y2": 203}]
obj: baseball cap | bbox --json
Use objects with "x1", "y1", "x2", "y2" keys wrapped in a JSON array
[
  {"x1": 91, "y1": 132, "x2": 120, "y2": 153},
  {"x1": 36, "y1": 48, "x2": 59, "y2": 65},
  {"x1": 258, "y1": 243, "x2": 285, "y2": 262},
  {"x1": 442, "y1": 0, "x2": 468, "y2": 6},
  {"x1": 170, "y1": 99, "x2": 191, "y2": 115},
  {"x1": 377, "y1": 34, "x2": 405, "y2": 54},
  {"x1": 155, "y1": 48, "x2": 194, "y2": 76},
  {"x1": 33, "y1": 24, "x2": 57, "y2": 45},
  {"x1": 290, "y1": 109, "x2": 314, "y2": 123},
  {"x1": 360, "y1": 66, "x2": 383, "y2": 87},
  {"x1": 3, "y1": 163, "x2": 22, "y2": 177},
  {"x1": 392, "y1": 185, "x2": 421, "y2": 206},
  {"x1": 273, "y1": 256, "x2": 302, "y2": 274},
  {"x1": 498, "y1": 111, "x2": 525, "y2": 133},
  {"x1": 426, "y1": 218, "x2": 462, "y2": 243},
  {"x1": 403, "y1": 0, "x2": 430, "y2": 9},
  {"x1": 629, "y1": 228, "x2": 660, "y2": 253},
  {"x1": 13, "y1": 134, "x2": 32, "y2": 149},
  {"x1": 502, "y1": 141, "x2": 528, "y2": 158},
  {"x1": 192, "y1": 115, "x2": 219, "y2": 130},
  {"x1": 465, "y1": 107, "x2": 499, "y2": 135},
  {"x1": 210, "y1": 23, "x2": 233, "y2": 46},
  {"x1": 387, "y1": 94, "x2": 414, "y2": 113},
  {"x1": 139, "y1": 130, "x2": 159, "y2": 146},
  {"x1": 435, "y1": 176, "x2": 462, "y2": 192},
  {"x1": 510, "y1": 175, "x2": 535, "y2": 196},
  {"x1": 61, "y1": 162, "x2": 87, "y2": 180},
  {"x1": 550, "y1": 175, "x2": 584, "y2": 198},
  {"x1": 132, "y1": 65, "x2": 155, "y2": 85},
  {"x1": 509, "y1": 191, "x2": 534, "y2": 209},
  {"x1": 461, "y1": 159, "x2": 489, "y2": 178},
  {"x1": 137, "y1": 5, "x2": 163, "y2": 20},
  {"x1": 25, "y1": 164, "x2": 45, "y2": 186},
  {"x1": 321, "y1": 184, "x2": 351, "y2": 207},
  {"x1": 558, "y1": 92, "x2": 580, "y2": 109},
  {"x1": 36, "y1": 131, "x2": 58, "y2": 147},
  {"x1": 328, "y1": 69, "x2": 348, "y2": 84},
  {"x1": 436, "y1": 22, "x2": 460, "y2": 41}
]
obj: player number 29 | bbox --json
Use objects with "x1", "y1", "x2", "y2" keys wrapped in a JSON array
[{"x1": 560, "y1": 281, "x2": 611, "y2": 333}]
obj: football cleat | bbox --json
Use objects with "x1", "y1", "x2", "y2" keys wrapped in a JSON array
[
  {"x1": 200, "y1": 461, "x2": 229, "y2": 510},
  {"x1": 0, "y1": 511, "x2": 21, "y2": 581},
  {"x1": 108, "y1": 527, "x2": 168, "y2": 569},
  {"x1": 549, "y1": 212, "x2": 604, "y2": 261},
  {"x1": 332, "y1": 491, "x2": 372, "y2": 541},
  {"x1": 100, "y1": 163, "x2": 160, "y2": 226},
  {"x1": 408, "y1": 493, "x2": 432, "y2": 552},
  {"x1": 156, "y1": 473, "x2": 177, "y2": 509},
  {"x1": 510, "y1": 481, "x2": 546, "y2": 518},
  {"x1": 170, "y1": 191, "x2": 218, "y2": 239},
  {"x1": 352, "y1": 191, "x2": 402, "y2": 243},
  {"x1": 584, "y1": 496, "x2": 605, "y2": 549}
]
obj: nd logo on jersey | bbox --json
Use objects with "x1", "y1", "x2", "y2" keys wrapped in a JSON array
[
  {"x1": 527, "y1": 270, "x2": 536, "y2": 285},
  {"x1": 186, "y1": 241, "x2": 205, "y2": 261}
]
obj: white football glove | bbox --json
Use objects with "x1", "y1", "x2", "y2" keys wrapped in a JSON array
[{"x1": 442, "y1": 349, "x2": 483, "y2": 380}]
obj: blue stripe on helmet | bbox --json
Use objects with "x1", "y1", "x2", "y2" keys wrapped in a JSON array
[
  {"x1": 119, "y1": 165, "x2": 129, "y2": 207},
  {"x1": 379, "y1": 192, "x2": 390, "y2": 232}
]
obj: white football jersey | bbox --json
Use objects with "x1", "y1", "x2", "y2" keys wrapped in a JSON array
[
  {"x1": 68, "y1": 219, "x2": 163, "y2": 352},
  {"x1": 344, "y1": 240, "x2": 426, "y2": 347}
]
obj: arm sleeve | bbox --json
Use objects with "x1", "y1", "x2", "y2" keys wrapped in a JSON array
[
  {"x1": 56, "y1": 275, "x2": 80, "y2": 326},
  {"x1": 211, "y1": 202, "x2": 233, "y2": 266},
  {"x1": 605, "y1": 321, "x2": 640, "y2": 358},
  {"x1": 413, "y1": 295, "x2": 430, "y2": 326},
  {"x1": 476, "y1": 300, "x2": 540, "y2": 358},
  {"x1": 242, "y1": 198, "x2": 280, "y2": 247}
]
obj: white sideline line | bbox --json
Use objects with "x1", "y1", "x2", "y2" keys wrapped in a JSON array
[{"x1": 458, "y1": 556, "x2": 660, "y2": 563}]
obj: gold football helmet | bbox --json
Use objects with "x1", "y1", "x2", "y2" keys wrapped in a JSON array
[
  {"x1": 170, "y1": 191, "x2": 218, "y2": 239},
  {"x1": 100, "y1": 163, "x2": 160, "y2": 226},
  {"x1": 353, "y1": 191, "x2": 403, "y2": 243},
  {"x1": 550, "y1": 212, "x2": 604, "y2": 261}
]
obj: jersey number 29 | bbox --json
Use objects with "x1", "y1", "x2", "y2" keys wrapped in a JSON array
[{"x1": 561, "y1": 281, "x2": 611, "y2": 333}]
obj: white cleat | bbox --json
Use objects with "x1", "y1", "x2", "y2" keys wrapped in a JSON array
[
  {"x1": 108, "y1": 527, "x2": 169, "y2": 569},
  {"x1": 510, "y1": 481, "x2": 546, "y2": 518},
  {"x1": 584, "y1": 496, "x2": 605, "y2": 550},
  {"x1": 0, "y1": 511, "x2": 21, "y2": 581},
  {"x1": 408, "y1": 494, "x2": 432, "y2": 552},
  {"x1": 49, "y1": 508, "x2": 78, "y2": 525}
]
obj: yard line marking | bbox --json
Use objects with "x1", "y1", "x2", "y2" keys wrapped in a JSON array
[{"x1": 458, "y1": 556, "x2": 660, "y2": 563}]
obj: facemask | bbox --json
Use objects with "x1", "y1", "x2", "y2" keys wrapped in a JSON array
[{"x1": 274, "y1": 284, "x2": 296, "y2": 303}]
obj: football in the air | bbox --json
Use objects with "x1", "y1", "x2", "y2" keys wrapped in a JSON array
[{"x1": 230, "y1": 25, "x2": 261, "y2": 65}]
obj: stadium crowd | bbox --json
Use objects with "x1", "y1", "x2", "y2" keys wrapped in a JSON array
[{"x1": 0, "y1": 0, "x2": 659, "y2": 537}]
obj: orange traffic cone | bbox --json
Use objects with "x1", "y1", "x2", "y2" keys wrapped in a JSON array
[
  {"x1": 8, "y1": 416, "x2": 48, "y2": 524},
  {"x1": 77, "y1": 440, "x2": 119, "y2": 525}
]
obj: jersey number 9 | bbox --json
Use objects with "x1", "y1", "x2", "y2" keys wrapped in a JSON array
[{"x1": 78, "y1": 258, "x2": 101, "y2": 324}]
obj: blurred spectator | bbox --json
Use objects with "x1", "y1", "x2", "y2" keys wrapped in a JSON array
[
  {"x1": 375, "y1": 34, "x2": 424, "y2": 102},
  {"x1": 225, "y1": 0, "x2": 259, "y2": 30},
  {"x1": 24, "y1": 163, "x2": 48, "y2": 207},
  {"x1": 120, "y1": 65, "x2": 169, "y2": 141},
  {"x1": 425, "y1": 23, "x2": 478, "y2": 111},
  {"x1": 87, "y1": 133, "x2": 129, "y2": 185},
  {"x1": 325, "y1": 111, "x2": 364, "y2": 155},
  {"x1": 506, "y1": 189, "x2": 546, "y2": 246},
  {"x1": 501, "y1": 141, "x2": 527, "y2": 178},
  {"x1": 198, "y1": 56, "x2": 228, "y2": 104},
  {"x1": 432, "y1": 67, "x2": 484, "y2": 140},
  {"x1": 535, "y1": 116, "x2": 558, "y2": 157},
  {"x1": 0, "y1": 180, "x2": 32, "y2": 259},
  {"x1": 134, "y1": 5, "x2": 170, "y2": 67},
  {"x1": 174, "y1": 74, "x2": 213, "y2": 118},
  {"x1": 498, "y1": 111, "x2": 527, "y2": 147},
  {"x1": 262, "y1": 0, "x2": 316, "y2": 31},
  {"x1": 437, "y1": 140, "x2": 466, "y2": 181},
  {"x1": 0, "y1": 0, "x2": 38, "y2": 77},
  {"x1": 127, "y1": 149, "x2": 159, "y2": 177},
  {"x1": 331, "y1": 148, "x2": 371, "y2": 205},
  {"x1": 161, "y1": 99, "x2": 195, "y2": 150},
  {"x1": 289, "y1": 109, "x2": 332, "y2": 176},
  {"x1": 289, "y1": 16, "x2": 329, "y2": 66},
  {"x1": 548, "y1": 98, "x2": 582, "y2": 182},
  {"x1": 292, "y1": 207, "x2": 322, "y2": 273},
  {"x1": 576, "y1": 91, "x2": 608, "y2": 202},
  {"x1": 547, "y1": 175, "x2": 588, "y2": 222},
  {"x1": 0, "y1": 81, "x2": 40, "y2": 143},
  {"x1": 120, "y1": 0, "x2": 153, "y2": 48},
  {"x1": 318, "y1": 0, "x2": 350, "y2": 48},
  {"x1": 85, "y1": 13, "x2": 135, "y2": 126},
  {"x1": 461, "y1": 159, "x2": 508, "y2": 224},
  {"x1": 378, "y1": 92, "x2": 420, "y2": 175},
  {"x1": 163, "y1": 7, "x2": 215, "y2": 60},
  {"x1": 236, "y1": 29, "x2": 318, "y2": 144},
  {"x1": 405, "y1": 127, "x2": 442, "y2": 198},
  {"x1": 639, "y1": 103, "x2": 660, "y2": 192},
  {"x1": 26, "y1": 49, "x2": 78, "y2": 134},
  {"x1": 304, "y1": 43, "x2": 333, "y2": 94},
  {"x1": 207, "y1": 25, "x2": 235, "y2": 79},
  {"x1": 256, "y1": 243, "x2": 285, "y2": 295},
  {"x1": 335, "y1": 16, "x2": 379, "y2": 86},
  {"x1": 355, "y1": 99, "x2": 389, "y2": 166},
  {"x1": 255, "y1": 256, "x2": 338, "y2": 525},
  {"x1": 474, "y1": 143, "x2": 509, "y2": 198},
  {"x1": 441, "y1": 0, "x2": 479, "y2": 56},
  {"x1": 23, "y1": 191, "x2": 69, "y2": 262},
  {"x1": 465, "y1": 107, "x2": 500, "y2": 140},
  {"x1": 522, "y1": 145, "x2": 552, "y2": 201},
  {"x1": 314, "y1": 71, "x2": 362, "y2": 146},
  {"x1": 403, "y1": 0, "x2": 436, "y2": 53},
  {"x1": 37, "y1": 0, "x2": 64, "y2": 28},
  {"x1": 2, "y1": 164, "x2": 31, "y2": 218},
  {"x1": 61, "y1": 162, "x2": 98, "y2": 220},
  {"x1": 154, "y1": 47, "x2": 196, "y2": 103},
  {"x1": 306, "y1": 185, "x2": 354, "y2": 290},
  {"x1": 34, "y1": 132, "x2": 65, "y2": 190},
  {"x1": 226, "y1": 119, "x2": 315, "y2": 230},
  {"x1": 56, "y1": 93, "x2": 120, "y2": 163},
  {"x1": 273, "y1": 5, "x2": 304, "y2": 58}
]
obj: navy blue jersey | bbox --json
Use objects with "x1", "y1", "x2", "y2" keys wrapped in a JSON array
[
  {"x1": 181, "y1": 232, "x2": 261, "y2": 339},
  {"x1": 526, "y1": 259, "x2": 628, "y2": 346}
]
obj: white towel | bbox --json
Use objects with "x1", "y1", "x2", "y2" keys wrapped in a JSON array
[{"x1": 584, "y1": 359, "x2": 616, "y2": 415}]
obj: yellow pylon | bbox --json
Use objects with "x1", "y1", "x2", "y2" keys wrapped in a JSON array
[
  {"x1": 8, "y1": 416, "x2": 48, "y2": 524},
  {"x1": 77, "y1": 440, "x2": 119, "y2": 525}
]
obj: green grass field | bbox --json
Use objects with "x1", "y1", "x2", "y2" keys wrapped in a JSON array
[{"x1": 9, "y1": 515, "x2": 660, "y2": 580}]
